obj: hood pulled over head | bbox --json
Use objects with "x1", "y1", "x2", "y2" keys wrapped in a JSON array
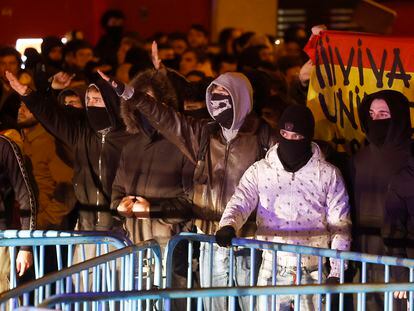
[
  {"x1": 358, "y1": 90, "x2": 411, "y2": 148},
  {"x1": 206, "y1": 72, "x2": 253, "y2": 132},
  {"x1": 85, "y1": 78, "x2": 123, "y2": 132}
]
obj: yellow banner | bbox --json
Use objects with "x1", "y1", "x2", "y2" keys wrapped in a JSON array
[{"x1": 306, "y1": 30, "x2": 414, "y2": 153}]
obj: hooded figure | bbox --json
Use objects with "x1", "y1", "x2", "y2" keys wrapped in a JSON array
[
  {"x1": 352, "y1": 90, "x2": 411, "y2": 233},
  {"x1": 119, "y1": 70, "x2": 275, "y2": 311},
  {"x1": 17, "y1": 77, "x2": 133, "y2": 231},
  {"x1": 351, "y1": 90, "x2": 412, "y2": 310}
]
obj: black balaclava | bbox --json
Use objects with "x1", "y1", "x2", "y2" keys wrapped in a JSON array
[
  {"x1": 210, "y1": 93, "x2": 234, "y2": 129},
  {"x1": 277, "y1": 105, "x2": 315, "y2": 172},
  {"x1": 359, "y1": 90, "x2": 411, "y2": 149},
  {"x1": 367, "y1": 118, "x2": 391, "y2": 147},
  {"x1": 87, "y1": 107, "x2": 111, "y2": 132}
]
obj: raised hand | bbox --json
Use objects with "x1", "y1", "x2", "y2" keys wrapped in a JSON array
[
  {"x1": 311, "y1": 24, "x2": 327, "y2": 35},
  {"x1": 97, "y1": 70, "x2": 119, "y2": 88},
  {"x1": 151, "y1": 41, "x2": 161, "y2": 70},
  {"x1": 5, "y1": 71, "x2": 28, "y2": 96},
  {"x1": 51, "y1": 72, "x2": 75, "y2": 90}
]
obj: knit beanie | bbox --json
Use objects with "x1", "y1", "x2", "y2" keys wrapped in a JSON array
[{"x1": 277, "y1": 104, "x2": 315, "y2": 140}]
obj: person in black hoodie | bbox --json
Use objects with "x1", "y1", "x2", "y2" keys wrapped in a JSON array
[
  {"x1": 383, "y1": 157, "x2": 414, "y2": 304},
  {"x1": 5, "y1": 70, "x2": 133, "y2": 232},
  {"x1": 351, "y1": 90, "x2": 412, "y2": 310}
]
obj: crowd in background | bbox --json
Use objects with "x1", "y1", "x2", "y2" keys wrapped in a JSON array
[{"x1": 0, "y1": 8, "x2": 412, "y2": 311}]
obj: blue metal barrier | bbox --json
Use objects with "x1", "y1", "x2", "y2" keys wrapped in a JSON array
[
  {"x1": 164, "y1": 233, "x2": 414, "y2": 311},
  {"x1": 37, "y1": 283, "x2": 414, "y2": 310},
  {"x1": 1, "y1": 242, "x2": 162, "y2": 311},
  {"x1": 0, "y1": 230, "x2": 161, "y2": 311}
]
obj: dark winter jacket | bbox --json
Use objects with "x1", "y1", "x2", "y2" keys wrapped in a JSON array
[
  {"x1": 112, "y1": 70, "x2": 194, "y2": 222},
  {"x1": 21, "y1": 79, "x2": 133, "y2": 230},
  {"x1": 381, "y1": 157, "x2": 414, "y2": 282},
  {"x1": 351, "y1": 90, "x2": 412, "y2": 236},
  {"x1": 122, "y1": 70, "x2": 276, "y2": 235},
  {"x1": 0, "y1": 135, "x2": 37, "y2": 230},
  {"x1": 383, "y1": 157, "x2": 414, "y2": 258}
]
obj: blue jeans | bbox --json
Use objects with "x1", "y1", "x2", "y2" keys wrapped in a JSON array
[
  {"x1": 257, "y1": 258, "x2": 325, "y2": 311},
  {"x1": 199, "y1": 242, "x2": 262, "y2": 311}
]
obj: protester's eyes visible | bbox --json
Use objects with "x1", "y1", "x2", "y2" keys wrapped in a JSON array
[
  {"x1": 292, "y1": 133, "x2": 304, "y2": 140},
  {"x1": 369, "y1": 110, "x2": 391, "y2": 119}
]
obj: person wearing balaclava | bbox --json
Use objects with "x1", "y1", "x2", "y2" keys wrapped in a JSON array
[
  {"x1": 5, "y1": 70, "x2": 133, "y2": 234},
  {"x1": 217, "y1": 104, "x2": 351, "y2": 311},
  {"x1": 351, "y1": 90, "x2": 412, "y2": 310},
  {"x1": 103, "y1": 61, "x2": 276, "y2": 310}
]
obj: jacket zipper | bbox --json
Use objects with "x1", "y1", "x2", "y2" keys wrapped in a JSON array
[
  {"x1": 96, "y1": 130, "x2": 108, "y2": 207},
  {"x1": 217, "y1": 143, "x2": 231, "y2": 215}
]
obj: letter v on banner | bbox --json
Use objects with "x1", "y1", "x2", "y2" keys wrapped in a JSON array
[{"x1": 304, "y1": 30, "x2": 414, "y2": 154}]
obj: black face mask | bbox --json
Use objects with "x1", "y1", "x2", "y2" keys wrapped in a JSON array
[
  {"x1": 87, "y1": 107, "x2": 111, "y2": 132},
  {"x1": 210, "y1": 93, "x2": 233, "y2": 129},
  {"x1": 277, "y1": 137, "x2": 312, "y2": 172},
  {"x1": 367, "y1": 118, "x2": 391, "y2": 147}
]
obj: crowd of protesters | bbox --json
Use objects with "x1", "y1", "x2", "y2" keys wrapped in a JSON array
[{"x1": 0, "y1": 8, "x2": 412, "y2": 311}]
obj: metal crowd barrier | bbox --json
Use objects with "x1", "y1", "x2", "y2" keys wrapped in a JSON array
[
  {"x1": 37, "y1": 283, "x2": 414, "y2": 311},
  {"x1": 0, "y1": 230, "x2": 161, "y2": 311},
  {"x1": 163, "y1": 233, "x2": 414, "y2": 311}
]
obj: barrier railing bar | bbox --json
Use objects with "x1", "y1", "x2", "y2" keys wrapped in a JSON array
[
  {"x1": 39, "y1": 282, "x2": 414, "y2": 308},
  {"x1": 0, "y1": 240, "x2": 161, "y2": 304}
]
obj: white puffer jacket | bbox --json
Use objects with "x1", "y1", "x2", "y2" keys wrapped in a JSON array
[{"x1": 219, "y1": 142, "x2": 351, "y2": 277}]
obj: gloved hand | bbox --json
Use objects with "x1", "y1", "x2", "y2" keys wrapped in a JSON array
[
  {"x1": 97, "y1": 70, "x2": 125, "y2": 96},
  {"x1": 326, "y1": 277, "x2": 340, "y2": 311},
  {"x1": 215, "y1": 226, "x2": 236, "y2": 247}
]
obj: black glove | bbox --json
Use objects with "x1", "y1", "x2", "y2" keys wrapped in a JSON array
[
  {"x1": 107, "y1": 77, "x2": 125, "y2": 96},
  {"x1": 326, "y1": 277, "x2": 340, "y2": 311},
  {"x1": 215, "y1": 226, "x2": 236, "y2": 247}
]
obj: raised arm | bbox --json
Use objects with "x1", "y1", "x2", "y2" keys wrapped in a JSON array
[
  {"x1": 98, "y1": 68, "x2": 207, "y2": 164},
  {"x1": 6, "y1": 71, "x2": 84, "y2": 146}
]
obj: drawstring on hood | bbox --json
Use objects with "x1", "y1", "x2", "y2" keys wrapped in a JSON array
[{"x1": 206, "y1": 72, "x2": 253, "y2": 142}]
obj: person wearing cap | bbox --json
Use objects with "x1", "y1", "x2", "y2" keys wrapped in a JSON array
[{"x1": 216, "y1": 104, "x2": 351, "y2": 310}]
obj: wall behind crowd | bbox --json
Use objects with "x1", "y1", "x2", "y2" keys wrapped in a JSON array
[{"x1": 0, "y1": 0, "x2": 210, "y2": 45}]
